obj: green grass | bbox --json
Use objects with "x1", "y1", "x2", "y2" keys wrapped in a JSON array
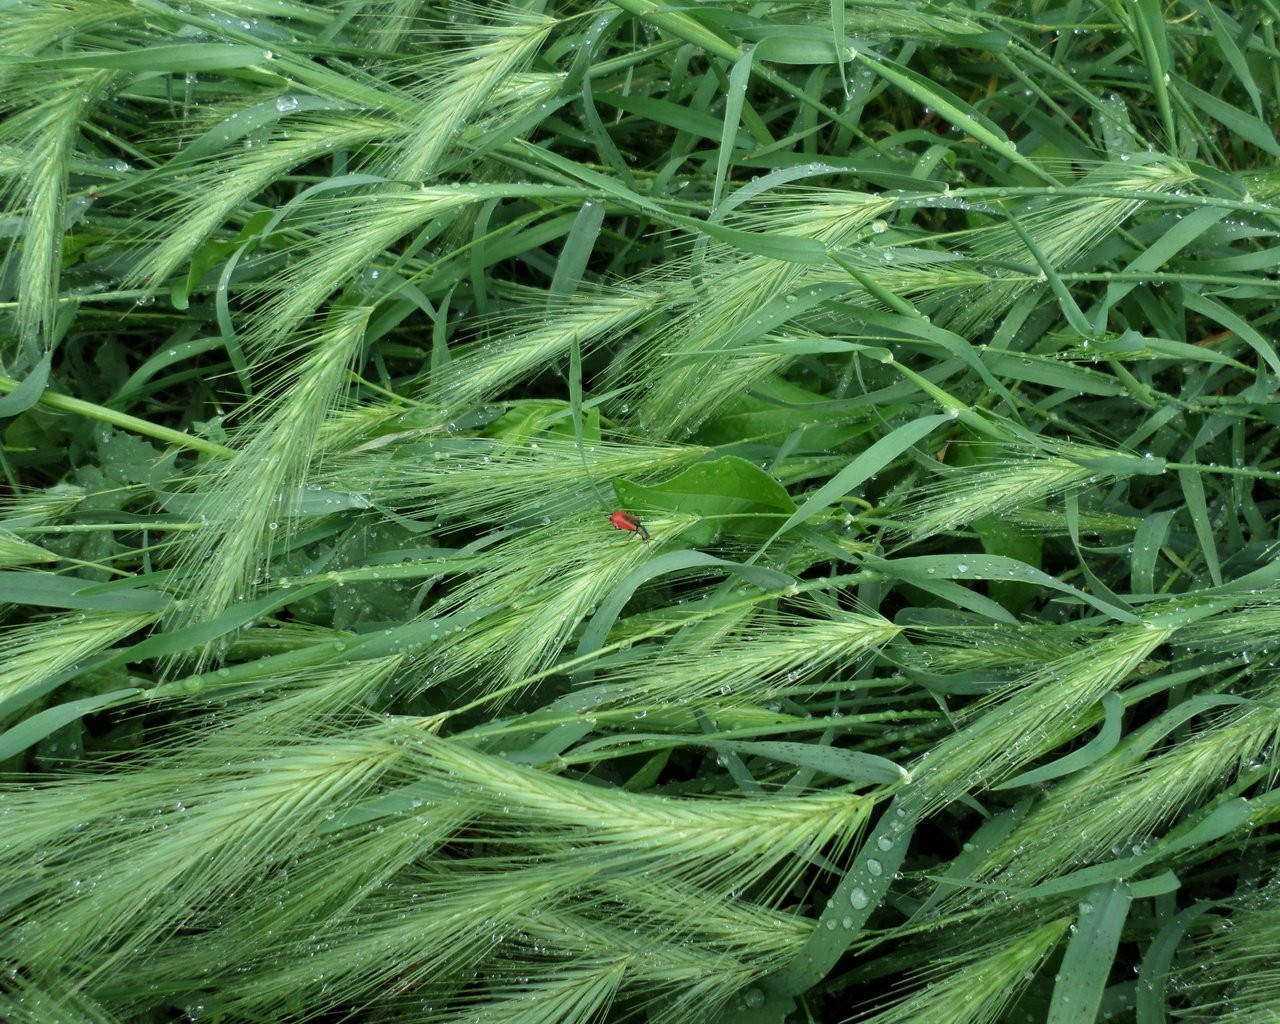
[{"x1": 2, "y1": 1, "x2": 1279, "y2": 1021}]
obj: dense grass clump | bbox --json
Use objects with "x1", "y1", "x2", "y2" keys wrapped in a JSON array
[{"x1": 2, "y1": 1, "x2": 1279, "y2": 1021}]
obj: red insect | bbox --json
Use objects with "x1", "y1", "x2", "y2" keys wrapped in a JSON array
[{"x1": 608, "y1": 509, "x2": 650, "y2": 543}]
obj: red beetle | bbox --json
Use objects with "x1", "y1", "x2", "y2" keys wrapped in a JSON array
[{"x1": 608, "y1": 509, "x2": 650, "y2": 543}]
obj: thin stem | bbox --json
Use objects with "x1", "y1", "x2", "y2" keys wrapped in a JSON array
[{"x1": 0, "y1": 375, "x2": 236, "y2": 458}]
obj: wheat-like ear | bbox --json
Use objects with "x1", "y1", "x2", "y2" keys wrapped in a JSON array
[
  {"x1": 0, "y1": 68, "x2": 113, "y2": 351},
  {"x1": 959, "y1": 684, "x2": 1280, "y2": 900},
  {"x1": 402, "y1": 510, "x2": 701, "y2": 691},
  {"x1": 616, "y1": 191, "x2": 896, "y2": 436},
  {"x1": 1174, "y1": 875, "x2": 1280, "y2": 1023},
  {"x1": 0, "y1": 968, "x2": 123, "y2": 1024},
  {"x1": 0, "y1": 0, "x2": 134, "y2": 63},
  {"x1": 168, "y1": 307, "x2": 372, "y2": 640},
  {"x1": 324, "y1": 425, "x2": 704, "y2": 525},
  {"x1": 125, "y1": 12, "x2": 558, "y2": 295},
  {"x1": 0, "y1": 720, "x2": 430, "y2": 980},
  {"x1": 377, "y1": 11, "x2": 555, "y2": 183},
  {"x1": 423, "y1": 286, "x2": 666, "y2": 415},
  {"x1": 0, "y1": 531, "x2": 57, "y2": 568},
  {"x1": 0, "y1": 713, "x2": 866, "y2": 1019},
  {"x1": 0, "y1": 610, "x2": 157, "y2": 715},
  {"x1": 894, "y1": 441, "x2": 1153, "y2": 539},
  {"x1": 899, "y1": 622, "x2": 1085, "y2": 675},
  {"x1": 591, "y1": 606, "x2": 901, "y2": 709},
  {"x1": 899, "y1": 623, "x2": 1174, "y2": 821},
  {"x1": 938, "y1": 158, "x2": 1198, "y2": 334},
  {"x1": 850, "y1": 918, "x2": 1070, "y2": 1024},
  {"x1": 125, "y1": 114, "x2": 394, "y2": 291},
  {"x1": 1, "y1": 2, "x2": 1275, "y2": 1021}
]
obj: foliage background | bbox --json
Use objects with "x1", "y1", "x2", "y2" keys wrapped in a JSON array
[{"x1": 2, "y1": 0, "x2": 1279, "y2": 1021}]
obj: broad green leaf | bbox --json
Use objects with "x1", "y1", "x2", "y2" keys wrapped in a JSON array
[
  {"x1": 1174, "y1": 77, "x2": 1280, "y2": 157},
  {"x1": 1047, "y1": 882, "x2": 1131, "y2": 1024},
  {"x1": 173, "y1": 95, "x2": 357, "y2": 166},
  {"x1": 0, "y1": 687, "x2": 142, "y2": 761},
  {"x1": 851, "y1": 47, "x2": 1055, "y2": 184},
  {"x1": 713, "y1": 50, "x2": 754, "y2": 211},
  {"x1": 100, "y1": 583, "x2": 329, "y2": 669},
  {"x1": 596, "y1": 94, "x2": 747, "y2": 145},
  {"x1": 1183, "y1": 293, "x2": 1280, "y2": 377},
  {"x1": 615, "y1": 456, "x2": 796, "y2": 545},
  {"x1": 1178, "y1": 467, "x2": 1222, "y2": 586},
  {"x1": 753, "y1": 31, "x2": 848, "y2": 66},
  {"x1": 1130, "y1": 510, "x2": 1175, "y2": 594},
  {"x1": 606, "y1": 0, "x2": 741, "y2": 62},
  {"x1": 984, "y1": 351, "x2": 1127, "y2": 396},
  {"x1": 995, "y1": 693, "x2": 1125, "y2": 789},
  {"x1": 0, "y1": 44, "x2": 270, "y2": 70},
  {"x1": 0, "y1": 353, "x2": 51, "y2": 416},
  {"x1": 0, "y1": 572, "x2": 171, "y2": 612},
  {"x1": 574, "y1": 549, "x2": 794, "y2": 663},
  {"x1": 549, "y1": 200, "x2": 606, "y2": 299},
  {"x1": 773, "y1": 798, "x2": 914, "y2": 996},
  {"x1": 760, "y1": 414, "x2": 952, "y2": 549},
  {"x1": 863, "y1": 554, "x2": 1140, "y2": 622},
  {"x1": 705, "y1": 739, "x2": 907, "y2": 786},
  {"x1": 1136, "y1": 904, "x2": 1211, "y2": 1024},
  {"x1": 697, "y1": 377, "x2": 874, "y2": 451}
]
